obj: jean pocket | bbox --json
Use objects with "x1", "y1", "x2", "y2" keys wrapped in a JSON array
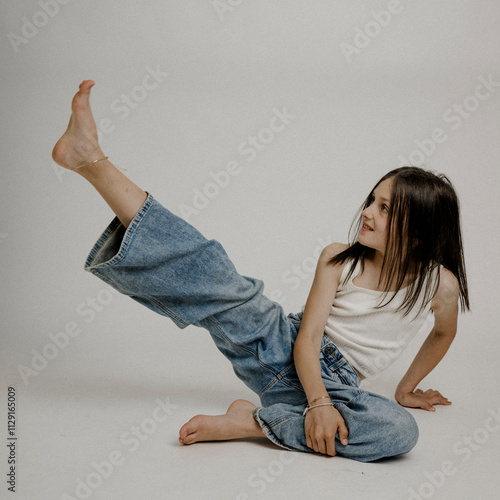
[
  {"x1": 320, "y1": 337, "x2": 360, "y2": 388},
  {"x1": 335, "y1": 362, "x2": 361, "y2": 388}
]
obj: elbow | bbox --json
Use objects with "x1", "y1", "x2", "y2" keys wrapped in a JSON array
[
  {"x1": 430, "y1": 328, "x2": 457, "y2": 343},
  {"x1": 293, "y1": 332, "x2": 321, "y2": 359}
]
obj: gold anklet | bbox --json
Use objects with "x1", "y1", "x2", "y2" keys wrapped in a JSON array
[{"x1": 72, "y1": 156, "x2": 127, "y2": 171}]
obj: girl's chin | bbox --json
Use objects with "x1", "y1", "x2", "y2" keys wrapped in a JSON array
[{"x1": 356, "y1": 238, "x2": 382, "y2": 252}]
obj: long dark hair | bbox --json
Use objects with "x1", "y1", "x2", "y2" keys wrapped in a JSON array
[{"x1": 327, "y1": 166, "x2": 470, "y2": 319}]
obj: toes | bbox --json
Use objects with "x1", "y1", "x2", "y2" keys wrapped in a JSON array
[
  {"x1": 181, "y1": 433, "x2": 197, "y2": 445},
  {"x1": 72, "y1": 81, "x2": 94, "y2": 109},
  {"x1": 79, "y1": 80, "x2": 95, "y2": 92},
  {"x1": 179, "y1": 427, "x2": 197, "y2": 445},
  {"x1": 179, "y1": 421, "x2": 198, "y2": 445},
  {"x1": 178, "y1": 422, "x2": 190, "y2": 439}
]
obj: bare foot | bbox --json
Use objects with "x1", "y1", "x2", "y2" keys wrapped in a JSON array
[
  {"x1": 178, "y1": 399, "x2": 265, "y2": 445},
  {"x1": 52, "y1": 80, "x2": 105, "y2": 171}
]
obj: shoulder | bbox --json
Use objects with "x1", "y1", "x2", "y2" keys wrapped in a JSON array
[
  {"x1": 320, "y1": 242, "x2": 349, "y2": 260},
  {"x1": 318, "y1": 242, "x2": 350, "y2": 281},
  {"x1": 431, "y1": 267, "x2": 460, "y2": 311}
]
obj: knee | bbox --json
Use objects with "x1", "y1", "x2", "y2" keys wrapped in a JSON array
[
  {"x1": 359, "y1": 399, "x2": 419, "y2": 462},
  {"x1": 391, "y1": 408, "x2": 419, "y2": 455},
  {"x1": 373, "y1": 404, "x2": 419, "y2": 460},
  {"x1": 333, "y1": 394, "x2": 420, "y2": 462}
]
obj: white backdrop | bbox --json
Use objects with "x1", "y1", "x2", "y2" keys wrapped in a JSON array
[{"x1": 1, "y1": 1, "x2": 499, "y2": 499}]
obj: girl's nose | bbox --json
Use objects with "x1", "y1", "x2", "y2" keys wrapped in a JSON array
[{"x1": 362, "y1": 206, "x2": 371, "y2": 219}]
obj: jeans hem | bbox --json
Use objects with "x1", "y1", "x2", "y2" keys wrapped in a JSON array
[
  {"x1": 83, "y1": 191, "x2": 155, "y2": 272},
  {"x1": 253, "y1": 407, "x2": 295, "y2": 452}
]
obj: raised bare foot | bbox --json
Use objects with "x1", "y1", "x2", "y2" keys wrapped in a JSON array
[
  {"x1": 52, "y1": 80, "x2": 105, "y2": 171},
  {"x1": 178, "y1": 399, "x2": 265, "y2": 445}
]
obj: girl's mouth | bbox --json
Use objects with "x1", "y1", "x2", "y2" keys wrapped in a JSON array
[{"x1": 362, "y1": 223, "x2": 374, "y2": 231}]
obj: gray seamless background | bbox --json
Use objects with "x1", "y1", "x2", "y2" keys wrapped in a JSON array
[{"x1": 1, "y1": 1, "x2": 499, "y2": 499}]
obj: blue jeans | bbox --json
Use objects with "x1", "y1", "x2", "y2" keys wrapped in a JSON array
[{"x1": 84, "y1": 192, "x2": 418, "y2": 462}]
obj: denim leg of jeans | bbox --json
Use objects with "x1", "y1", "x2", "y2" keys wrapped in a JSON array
[
  {"x1": 254, "y1": 327, "x2": 419, "y2": 462},
  {"x1": 83, "y1": 192, "x2": 301, "y2": 397},
  {"x1": 83, "y1": 192, "x2": 418, "y2": 462}
]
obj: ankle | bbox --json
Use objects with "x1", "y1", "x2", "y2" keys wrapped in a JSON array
[
  {"x1": 74, "y1": 156, "x2": 113, "y2": 179},
  {"x1": 73, "y1": 155, "x2": 108, "y2": 171}
]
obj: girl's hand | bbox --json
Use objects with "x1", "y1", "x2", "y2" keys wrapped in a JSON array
[
  {"x1": 396, "y1": 388, "x2": 452, "y2": 412},
  {"x1": 304, "y1": 405, "x2": 348, "y2": 456}
]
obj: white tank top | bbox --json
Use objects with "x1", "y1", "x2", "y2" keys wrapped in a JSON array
[{"x1": 301, "y1": 259, "x2": 440, "y2": 379}]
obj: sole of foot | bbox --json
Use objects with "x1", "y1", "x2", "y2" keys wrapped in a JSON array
[{"x1": 52, "y1": 80, "x2": 105, "y2": 171}]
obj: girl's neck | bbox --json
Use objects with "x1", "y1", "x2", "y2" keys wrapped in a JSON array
[
  {"x1": 369, "y1": 249, "x2": 385, "y2": 269},
  {"x1": 362, "y1": 251, "x2": 417, "y2": 291}
]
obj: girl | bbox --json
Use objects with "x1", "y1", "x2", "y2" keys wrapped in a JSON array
[{"x1": 52, "y1": 80, "x2": 469, "y2": 463}]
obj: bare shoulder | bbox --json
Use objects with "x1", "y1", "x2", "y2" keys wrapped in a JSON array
[
  {"x1": 431, "y1": 267, "x2": 460, "y2": 311},
  {"x1": 320, "y1": 242, "x2": 349, "y2": 260},
  {"x1": 318, "y1": 242, "x2": 350, "y2": 282}
]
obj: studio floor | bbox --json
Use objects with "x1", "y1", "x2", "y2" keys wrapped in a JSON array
[{"x1": 2, "y1": 302, "x2": 499, "y2": 500}]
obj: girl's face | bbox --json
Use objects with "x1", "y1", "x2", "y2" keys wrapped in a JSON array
[{"x1": 357, "y1": 177, "x2": 393, "y2": 255}]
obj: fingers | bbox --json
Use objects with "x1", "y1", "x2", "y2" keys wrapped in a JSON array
[
  {"x1": 414, "y1": 388, "x2": 452, "y2": 411},
  {"x1": 305, "y1": 421, "x2": 337, "y2": 456},
  {"x1": 304, "y1": 407, "x2": 349, "y2": 457},
  {"x1": 308, "y1": 434, "x2": 335, "y2": 456},
  {"x1": 305, "y1": 432, "x2": 311, "y2": 449},
  {"x1": 422, "y1": 401, "x2": 436, "y2": 412},
  {"x1": 311, "y1": 426, "x2": 348, "y2": 456},
  {"x1": 306, "y1": 426, "x2": 348, "y2": 457},
  {"x1": 306, "y1": 431, "x2": 324, "y2": 455},
  {"x1": 325, "y1": 437, "x2": 337, "y2": 457},
  {"x1": 423, "y1": 389, "x2": 452, "y2": 405},
  {"x1": 337, "y1": 421, "x2": 349, "y2": 446}
]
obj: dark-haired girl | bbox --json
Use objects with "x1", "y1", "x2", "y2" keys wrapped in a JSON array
[{"x1": 52, "y1": 81, "x2": 469, "y2": 462}]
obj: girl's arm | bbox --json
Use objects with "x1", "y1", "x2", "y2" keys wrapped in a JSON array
[
  {"x1": 395, "y1": 267, "x2": 460, "y2": 411},
  {"x1": 293, "y1": 243, "x2": 349, "y2": 456}
]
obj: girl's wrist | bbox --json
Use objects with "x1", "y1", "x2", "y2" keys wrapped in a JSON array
[
  {"x1": 396, "y1": 378, "x2": 416, "y2": 395},
  {"x1": 307, "y1": 395, "x2": 330, "y2": 405},
  {"x1": 303, "y1": 402, "x2": 335, "y2": 416},
  {"x1": 395, "y1": 385, "x2": 415, "y2": 402}
]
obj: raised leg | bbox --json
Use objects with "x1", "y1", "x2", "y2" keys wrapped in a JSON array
[
  {"x1": 55, "y1": 83, "x2": 299, "y2": 400},
  {"x1": 55, "y1": 82, "x2": 313, "y2": 449},
  {"x1": 52, "y1": 80, "x2": 147, "y2": 228}
]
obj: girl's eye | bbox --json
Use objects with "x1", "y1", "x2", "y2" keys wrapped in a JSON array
[{"x1": 382, "y1": 205, "x2": 389, "y2": 213}]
